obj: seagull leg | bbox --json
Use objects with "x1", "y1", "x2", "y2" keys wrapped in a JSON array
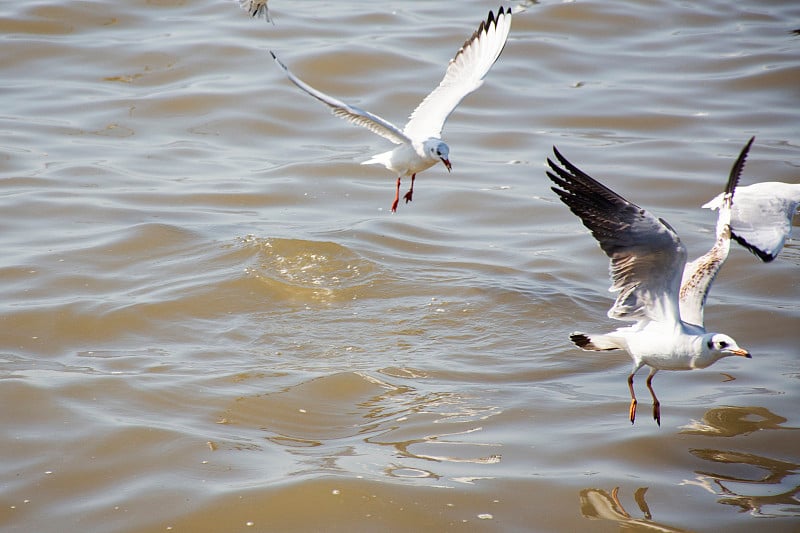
[
  {"x1": 627, "y1": 362, "x2": 645, "y2": 424},
  {"x1": 627, "y1": 373, "x2": 638, "y2": 424},
  {"x1": 403, "y1": 174, "x2": 416, "y2": 204},
  {"x1": 646, "y1": 369, "x2": 660, "y2": 426},
  {"x1": 391, "y1": 177, "x2": 401, "y2": 212}
]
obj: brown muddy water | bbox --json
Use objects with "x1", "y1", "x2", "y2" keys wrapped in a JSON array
[{"x1": 1, "y1": 1, "x2": 799, "y2": 532}]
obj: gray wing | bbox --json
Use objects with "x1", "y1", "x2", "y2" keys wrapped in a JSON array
[
  {"x1": 402, "y1": 7, "x2": 512, "y2": 140},
  {"x1": 680, "y1": 137, "x2": 752, "y2": 327},
  {"x1": 546, "y1": 147, "x2": 686, "y2": 325},
  {"x1": 703, "y1": 181, "x2": 800, "y2": 263},
  {"x1": 270, "y1": 52, "x2": 411, "y2": 146}
]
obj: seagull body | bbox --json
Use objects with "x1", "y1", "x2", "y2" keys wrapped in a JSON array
[
  {"x1": 546, "y1": 139, "x2": 754, "y2": 425},
  {"x1": 703, "y1": 181, "x2": 800, "y2": 262},
  {"x1": 270, "y1": 7, "x2": 512, "y2": 212}
]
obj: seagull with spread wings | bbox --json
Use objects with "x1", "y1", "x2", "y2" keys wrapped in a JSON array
[
  {"x1": 546, "y1": 139, "x2": 754, "y2": 425},
  {"x1": 271, "y1": 7, "x2": 512, "y2": 212}
]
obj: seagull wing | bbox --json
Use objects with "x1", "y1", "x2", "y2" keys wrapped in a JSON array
[
  {"x1": 547, "y1": 147, "x2": 686, "y2": 325},
  {"x1": 402, "y1": 7, "x2": 512, "y2": 140},
  {"x1": 703, "y1": 180, "x2": 800, "y2": 263},
  {"x1": 680, "y1": 137, "x2": 752, "y2": 327},
  {"x1": 270, "y1": 51, "x2": 411, "y2": 146}
]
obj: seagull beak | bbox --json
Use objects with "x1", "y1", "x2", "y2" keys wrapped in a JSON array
[
  {"x1": 733, "y1": 348, "x2": 751, "y2": 358},
  {"x1": 441, "y1": 158, "x2": 452, "y2": 172}
]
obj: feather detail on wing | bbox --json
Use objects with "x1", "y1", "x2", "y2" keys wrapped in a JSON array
[
  {"x1": 402, "y1": 7, "x2": 512, "y2": 140},
  {"x1": 270, "y1": 51, "x2": 411, "y2": 145},
  {"x1": 679, "y1": 137, "x2": 752, "y2": 327},
  {"x1": 546, "y1": 147, "x2": 686, "y2": 325}
]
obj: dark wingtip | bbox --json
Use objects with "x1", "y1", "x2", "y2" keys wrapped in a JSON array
[
  {"x1": 486, "y1": 8, "x2": 497, "y2": 27},
  {"x1": 552, "y1": 145, "x2": 566, "y2": 166},
  {"x1": 726, "y1": 136, "x2": 755, "y2": 198},
  {"x1": 731, "y1": 232, "x2": 777, "y2": 262},
  {"x1": 489, "y1": 6, "x2": 511, "y2": 25},
  {"x1": 455, "y1": 6, "x2": 510, "y2": 65}
]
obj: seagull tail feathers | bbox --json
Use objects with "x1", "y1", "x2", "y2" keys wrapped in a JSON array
[
  {"x1": 570, "y1": 333, "x2": 623, "y2": 352},
  {"x1": 361, "y1": 149, "x2": 393, "y2": 169}
]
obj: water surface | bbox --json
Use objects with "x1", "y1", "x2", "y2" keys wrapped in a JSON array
[{"x1": 1, "y1": 1, "x2": 799, "y2": 531}]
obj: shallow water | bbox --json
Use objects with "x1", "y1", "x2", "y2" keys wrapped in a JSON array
[{"x1": 1, "y1": 1, "x2": 799, "y2": 531}]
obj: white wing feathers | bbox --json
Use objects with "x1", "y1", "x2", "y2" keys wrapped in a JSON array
[
  {"x1": 270, "y1": 51, "x2": 411, "y2": 146},
  {"x1": 703, "y1": 181, "x2": 800, "y2": 262},
  {"x1": 270, "y1": 7, "x2": 511, "y2": 146},
  {"x1": 403, "y1": 7, "x2": 512, "y2": 140}
]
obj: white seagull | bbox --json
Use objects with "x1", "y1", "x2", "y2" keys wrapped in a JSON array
[
  {"x1": 546, "y1": 140, "x2": 753, "y2": 425},
  {"x1": 703, "y1": 176, "x2": 800, "y2": 262},
  {"x1": 270, "y1": 7, "x2": 512, "y2": 212}
]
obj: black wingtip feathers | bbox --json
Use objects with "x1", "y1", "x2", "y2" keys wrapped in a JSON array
[{"x1": 726, "y1": 136, "x2": 755, "y2": 199}]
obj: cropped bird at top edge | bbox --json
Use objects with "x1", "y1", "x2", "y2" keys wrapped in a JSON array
[
  {"x1": 270, "y1": 6, "x2": 512, "y2": 212},
  {"x1": 703, "y1": 180, "x2": 800, "y2": 262},
  {"x1": 237, "y1": 0, "x2": 271, "y2": 23},
  {"x1": 546, "y1": 139, "x2": 754, "y2": 426}
]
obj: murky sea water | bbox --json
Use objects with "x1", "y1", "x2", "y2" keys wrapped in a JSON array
[{"x1": 1, "y1": 1, "x2": 799, "y2": 531}]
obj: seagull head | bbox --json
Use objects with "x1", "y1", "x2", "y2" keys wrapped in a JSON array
[
  {"x1": 705, "y1": 333, "x2": 751, "y2": 360},
  {"x1": 427, "y1": 141, "x2": 451, "y2": 172}
]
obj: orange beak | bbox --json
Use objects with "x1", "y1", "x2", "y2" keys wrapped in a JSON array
[
  {"x1": 733, "y1": 348, "x2": 751, "y2": 358},
  {"x1": 441, "y1": 158, "x2": 452, "y2": 172}
]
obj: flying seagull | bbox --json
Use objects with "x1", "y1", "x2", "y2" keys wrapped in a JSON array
[
  {"x1": 270, "y1": 7, "x2": 512, "y2": 212},
  {"x1": 703, "y1": 180, "x2": 800, "y2": 262},
  {"x1": 546, "y1": 139, "x2": 754, "y2": 425}
]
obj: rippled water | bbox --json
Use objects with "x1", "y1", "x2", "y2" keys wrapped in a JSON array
[{"x1": 1, "y1": 1, "x2": 799, "y2": 531}]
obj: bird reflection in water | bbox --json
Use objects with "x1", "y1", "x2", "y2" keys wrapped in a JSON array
[
  {"x1": 682, "y1": 447, "x2": 800, "y2": 517},
  {"x1": 679, "y1": 405, "x2": 800, "y2": 517},
  {"x1": 579, "y1": 486, "x2": 691, "y2": 532},
  {"x1": 680, "y1": 405, "x2": 789, "y2": 437}
]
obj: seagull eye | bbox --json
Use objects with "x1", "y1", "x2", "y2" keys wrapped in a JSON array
[{"x1": 718, "y1": 340, "x2": 728, "y2": 349}]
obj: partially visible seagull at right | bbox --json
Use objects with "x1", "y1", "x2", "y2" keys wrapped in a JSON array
[
  {"x1": 703, "y1": 178, "x2": 800, "y2": 262},
  {"x1": 546, "y1": 138, "x2": 754, "y2": 426},
  {"x1": 270, "y1": 7, "x2": 512, "y2": 212}
]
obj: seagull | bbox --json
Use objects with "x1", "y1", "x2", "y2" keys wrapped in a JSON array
[
  {"x1": 237, "y1": 0, "x2": 271, "y2": 23},
  {"x1": 270, "y1": 7, "x2": 512, "y2": 212},
  {"x1": 546, "y1": 139, "x2": 754, "y2": 425},
  {"x1": 703, "y1": 180, "x2": 800, "y2": 262}
]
